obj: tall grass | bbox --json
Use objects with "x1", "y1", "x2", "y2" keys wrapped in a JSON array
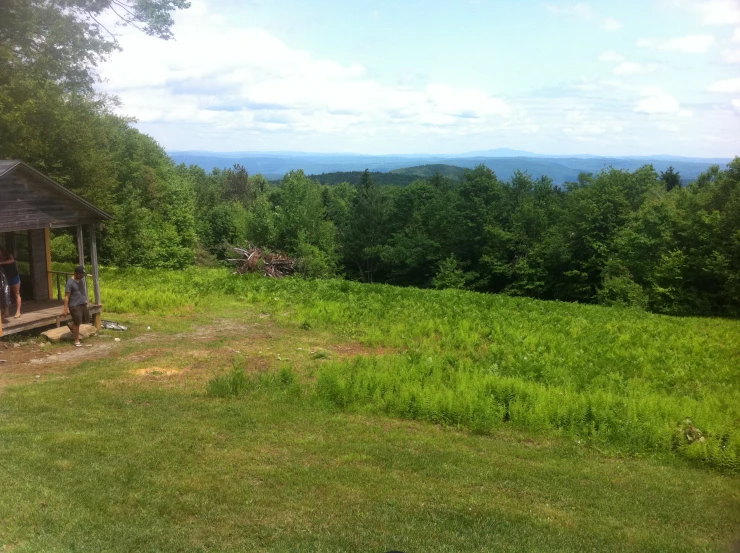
[{"x1": 102, "y1": 267, "x2": 740, "y2": 471}]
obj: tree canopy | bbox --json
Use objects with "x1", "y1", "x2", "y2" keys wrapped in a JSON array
[{"x1": 0, "y1": 0, "x2": 190, "y2": 91}]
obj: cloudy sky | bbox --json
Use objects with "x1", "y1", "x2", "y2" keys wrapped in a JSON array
[{"x1": 97, "y1": 0, "x2": 740, "y2": 156}]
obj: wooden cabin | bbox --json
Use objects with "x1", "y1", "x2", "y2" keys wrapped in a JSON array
[{"x1": 0, "y1": 161, "x2": 111, "y2": 337}]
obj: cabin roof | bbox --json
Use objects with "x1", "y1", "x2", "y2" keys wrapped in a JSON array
[
  {"x1": 0, "y1": 160, "x2": 21, "y2": 177},
  {"x1": 0, "y1": 161, "x2": 112, "y2": 233}
]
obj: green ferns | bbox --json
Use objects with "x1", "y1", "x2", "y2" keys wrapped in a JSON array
[
  {"x1": 314, "y1": 355, "x2": 739, "y2": 471},
  {"x1": 102, "y1": 267, "x2": 740, "y2": 471}
]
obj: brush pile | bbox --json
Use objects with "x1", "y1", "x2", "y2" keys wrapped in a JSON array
[{"x1": 229, "y1": 246, "x2": 296, "y2": 278}]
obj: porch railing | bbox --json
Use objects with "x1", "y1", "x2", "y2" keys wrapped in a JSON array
[{"x1": 48, "y1": 270, "x2": 95, "y2": 303}]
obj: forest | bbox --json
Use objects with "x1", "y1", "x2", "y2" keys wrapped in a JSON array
[
  {"x1": 44, "y1": 153, "x2": 740, "y2": 319},
  {"x1": 1, "y1": 0, "x2": 739, "y2": 318}
]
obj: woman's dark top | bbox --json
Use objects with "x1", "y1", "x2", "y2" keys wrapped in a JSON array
[{"x1": 1, "y1": 258, "x2": 19, "y2": 280}]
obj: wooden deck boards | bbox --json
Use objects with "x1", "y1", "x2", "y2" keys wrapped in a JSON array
[{"x1": 1, "y1": 301, "x2": 101, "y2": 336}]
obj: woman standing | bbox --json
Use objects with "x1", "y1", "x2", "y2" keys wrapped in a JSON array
[{"x1": 0, "y1": 245, "x2": 21, "y2": 319}]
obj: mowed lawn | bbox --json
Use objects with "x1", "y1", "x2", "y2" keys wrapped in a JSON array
[{"x1": 0, "y1": 271, "x2": 739, "y2": 552}]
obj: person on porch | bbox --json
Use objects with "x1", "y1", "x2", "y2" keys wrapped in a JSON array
[
  {"x1": 0, "y1": 245, "x2": 22, "y2": 319},
  {"x1": 62, "y1": 265, "x2": 90, "y2": 347}
]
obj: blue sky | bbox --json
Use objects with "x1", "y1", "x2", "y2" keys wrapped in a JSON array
[{"x1": 98, "y1": 0, "x2": 740, "y2": 156}]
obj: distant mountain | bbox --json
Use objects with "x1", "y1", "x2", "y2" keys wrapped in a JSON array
[
  {"x1": 449, "y1": 148, "x2": 592, "y2": 159},
  {"x1": 169, "y1": 150, "x2": 732, "y2": 185},
  {"x1": 390, "y1": 164, "x2": 467, "y2": 178},
  {"x1": 307, "y1": 171, "x2": 421, "y2": 187}
]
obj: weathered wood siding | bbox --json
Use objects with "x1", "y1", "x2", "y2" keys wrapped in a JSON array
[
  {"x1": 0, "y1": 165, "x2": 103, "y2": 233},
  {"x1": 28, "y1": 229, "x2": 49, "y2": 301}
]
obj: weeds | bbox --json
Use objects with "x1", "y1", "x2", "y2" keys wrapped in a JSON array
[
  {"x1": 206, "y1": 358, "x2": 250, "y2": 397},
  {"x1": 102, "y1": 267, "x2": 740, "y2": 471}
]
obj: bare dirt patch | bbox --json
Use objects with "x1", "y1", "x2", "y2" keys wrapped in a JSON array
[
  {"x1": 1, "y1": 314, "x2": 399, "y2": 392},
  {"x1": 132, "y1": 367, "x2": 184, "y2": 377},
  {"x1": 0, "y1": 339, "x2": 115, "y2": 390},
  {"x1": 125, "y1": 348, "x2": 166, "y2": 362},
  {"x1": 29, "y1": 343, "x2": 113, "y2": 365}
]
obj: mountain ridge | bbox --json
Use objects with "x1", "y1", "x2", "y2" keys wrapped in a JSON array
[{"x1": 170, "y1": 150, "x2": 734, "y2": 184}]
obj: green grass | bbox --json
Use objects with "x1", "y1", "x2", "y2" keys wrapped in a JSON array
[
  {"x1": 1, "y1": 267, "x2": 739, "y2": 551},
  {"x1": 100, "y1": 267, "x2": 740, "y2": 471},
  {"x1": 1, "y1": 354, "x2": 739, "y2": 552}
]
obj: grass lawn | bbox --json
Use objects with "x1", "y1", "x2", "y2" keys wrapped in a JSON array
[{"x1": 1, "y1": 271, "x2": 739, "y2": 552}]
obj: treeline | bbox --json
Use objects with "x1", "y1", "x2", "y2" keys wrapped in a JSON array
[
  {"x1": 307, "y1": 170, "x2": 419, "y2": 186},
  {"x1": 183, "y1": 161, "x2": 740, "y2": 317}
]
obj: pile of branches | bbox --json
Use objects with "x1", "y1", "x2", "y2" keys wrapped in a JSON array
[{"x1": 229, "y1": 246, "x2": 296, "y2": 278}]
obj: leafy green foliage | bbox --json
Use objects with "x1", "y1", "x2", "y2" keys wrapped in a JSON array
[
  {"x1": 0, "y1": 0, "x2": 190, "y2": 92},
  {"x1": 660, "y1": 166, "x2": 681, "y2": 192},
  {"x1": 389, "y1": 164, "x2": 467, "y2": 179},
  {"x1": 343, "y1": 170, "x2": 391, "y2": 282},
  {"x1": 49, "y1": 233, "x2": 78, "y2": 263},
  {"x1": 308, "y1": 170, "x2": 420, "y2": 186},
  {"x1": 432, "y1": 255, "x2": 466, "y2": 290}
]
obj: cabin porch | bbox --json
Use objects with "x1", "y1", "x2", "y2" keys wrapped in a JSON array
[
  {"x1": 1, "y1": 160, "x2": 112, "y2": 338},
  {"x1": 1, "y1": 300, "x2": 102, "y2": 336}
]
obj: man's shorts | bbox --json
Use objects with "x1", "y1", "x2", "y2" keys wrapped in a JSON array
[{"x1": 70, "y1": 304, "x2": 91, "y2": 326}]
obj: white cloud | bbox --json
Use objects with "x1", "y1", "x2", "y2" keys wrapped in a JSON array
[
  {"x1": 97, "y1": 7, "x2": 512, "y2": 140},
  {"x1": 698, "y1": 0, "x2": 740, "y2": 25},
  {"x1": 678, "y1": 109, "x2": 694, "y2": 118},
  {"x1": 612, "y1": 62, "x2": 642, "y2": 75},
  {"x1": 562, "y1": 123, "x2": 607, "y2": 140},
  {"x1": 707, "y1": 77, "x2": 740, "y2": 92},
  {"x1": 722, "y1": 48, "x2": 740, "y2": 63},
  {"x1": 545, "y1": 3, "x2": 594, "y2": 20},
  {"x1": 637, "y1": 35, "x2": 716, "y2": 53},
  {"x1": 634, "y1": 88, "x2": 681, "y2": 113},
  {"x1": 612, "y1": 62, "x2": 661, "y2": 76},
  {"x1": 657, "y1": 1, "x2": 740, "y2": 26},
  {"x1": 733, "y1": 28, "x2": 740, "y2": 42},
  {"x1": 547, "y1": 4, "x2": 622, "y2": 31},
  {"x1": 86, "y1": 0, "x2": 740, "y2": 156},
  {"x1": 425, "y1": 83, "x2": 511, "y2": 118},
  {"x1": 602, "y1": 17, "x2": 622, "y2": 31},
  {"x1": 598, "y1": 51, "x2": 625, "y2": 62},
  {"x1": 732, "y1": 99, "x2": 740, "y2": 114}
]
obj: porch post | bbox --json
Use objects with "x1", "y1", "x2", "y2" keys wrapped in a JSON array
[
  {"x1": 89, "y1": 224, "x2": 101, "y2": 305},
  {"x1": 76, "y1": 225, "x2": 85, "y2": 268},
  {"x1": 44, "y1": 228, "x2": 53, "y2": 299},
  {"x1": 89, "y1": 223, "x2": 102, "y2": 330}
]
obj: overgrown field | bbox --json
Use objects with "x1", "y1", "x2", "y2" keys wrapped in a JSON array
[{"x1": 101, "y1": 267, "x2": 740, "y2": 472}]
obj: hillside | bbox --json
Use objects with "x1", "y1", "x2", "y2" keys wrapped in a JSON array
[
  {"x1": 101, "y1": 268, "x2": 740, "y2": 473},
  {"x1": 2, "y1": 267, "x2": 739, "y2": 551},
  {"x1": 306, "y1": 170, "x2": 420, "y2": 186},
  {"x1": 170, "y1": 150, "x2": 732, "y2": 184},
  {"x1": 389, "y1": 164, "x2": 467, "y2": 178}
]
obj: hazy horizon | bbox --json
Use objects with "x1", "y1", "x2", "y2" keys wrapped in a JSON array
[{"x1": 166, "y1": 147, "x2": 733, "y2": 161}]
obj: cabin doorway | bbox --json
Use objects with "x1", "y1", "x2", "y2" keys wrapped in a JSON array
[{"x1": 1, "y1": 231, "x2": 36, "y2": 301}]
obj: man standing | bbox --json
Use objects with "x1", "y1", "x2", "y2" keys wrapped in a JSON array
[{"x1": 62, "y1": 265, "x2": 90, "y2": 347}]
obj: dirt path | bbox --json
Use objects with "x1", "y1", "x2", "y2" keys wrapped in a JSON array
[{"x1": 0, "y1": 316, "x2": 393, "y2": 392}]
